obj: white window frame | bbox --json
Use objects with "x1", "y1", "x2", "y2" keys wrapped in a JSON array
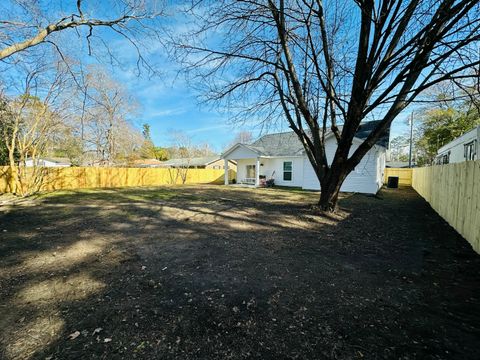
[
  {"x1": 283, "y1": 161, "x2": 293, "y2": 181},
  {"x1": 442, "y1": 152, "x2": 450, "y2": 164},
  {"x1": 464, "y1": 140, "x2": 477, "y2": 161}
]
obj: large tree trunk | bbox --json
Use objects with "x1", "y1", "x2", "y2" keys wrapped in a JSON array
[{"x1": 317, "y1": 164, "x2": 349, "y2": 212}]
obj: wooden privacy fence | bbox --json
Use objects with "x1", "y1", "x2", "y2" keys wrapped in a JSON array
[
  {"x1": 384, "y1": 168, "x2": 413, "y2": 186},
  {"x1": 0, "y1": 166, "x2": 236, "y2": 194},
  {"x1": 412, "y1": 161, "x2": 480, "y2": 254}
]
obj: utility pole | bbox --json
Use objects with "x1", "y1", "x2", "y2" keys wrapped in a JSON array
[{"x1": 408, "y1": 112, "x2": 414, "y2": 168}]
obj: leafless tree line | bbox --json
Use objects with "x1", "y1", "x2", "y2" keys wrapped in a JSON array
[
  {"x1": 0, "y1": 59, "x2": 145, "y2": 195},
  {"x1": 0, "y1": 0, "x2": 167, "y2": 195}
]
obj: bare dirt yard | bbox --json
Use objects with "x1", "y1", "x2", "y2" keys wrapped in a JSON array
[{"x1": 0, "y1": 185, "x2": 479, "y2": 360}]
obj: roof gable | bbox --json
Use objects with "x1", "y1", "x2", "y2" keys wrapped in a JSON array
[
  {"x1": 222, "y1": 143, "x2": 265, "y2": 159},
  {"x1": 223, "y1": 121, "x2": 390, "y2": 158}
]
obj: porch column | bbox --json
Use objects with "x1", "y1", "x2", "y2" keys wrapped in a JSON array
[
  {"x1": 255, "y1": 157, "x2": 260, "y2": 187},
  {"x1": 224, "y1": 158, "x2": 229, "y2": 185}
]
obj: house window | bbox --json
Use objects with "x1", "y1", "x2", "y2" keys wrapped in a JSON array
[
  {"x1": 246, "y1": 164, "x2": 256, "y2": 178},
  {"x1": 283, "y1": 161, "x2": 292, "y2": 181},
  {"x1": 441, "y1": 152, "x2": 450, "y2": 164},
  {"x1": 464, "y1": 140, "x2": 477, "y2": 160}
]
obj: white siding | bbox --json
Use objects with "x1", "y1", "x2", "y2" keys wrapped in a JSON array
[
  {"x1": 223, "y1": 135, "x2": 385, "y2": 193},
  {"x1": 25, "y1": 159, "x2": 70, "y2": 167},
  {"x1": 235, "y1": 157, "x2": 304, "y2": 187},
  {"x1": 436, "y1": 126, "x2": 479, "y2": 164},
  {"x1": 376, "y1": 151, "x2": 386, "y2": 189},
  {"x1": 261, "y1": 157, "x2": 304, "y2": 187},
  {"x1": 302, "y1": 138, "x2": 384, "y2": 194}
]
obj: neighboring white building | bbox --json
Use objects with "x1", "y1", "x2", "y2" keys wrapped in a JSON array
[
  {"x1": 160, "y1": 156, "x2": 236, "y2": 170},
  {"x1": 24, "y1": 157, "x2": 71, "y2": 167},
  {"x1": 221, "y1": 121, "x2": 389, "y2": 194},
  {"x1": 435, "y1": 126, "x2": 479, "y2": 165},
  {"x1": 386, "y1": 161, "x2": 416, "y2": 168}
]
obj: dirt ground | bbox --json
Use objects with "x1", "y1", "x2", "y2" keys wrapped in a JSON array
[{"x1": 0, "y1": 185, "x2": 479, "y2": 360}]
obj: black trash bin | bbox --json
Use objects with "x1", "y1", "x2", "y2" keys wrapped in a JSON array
[{"x1": 387, "y1": 176, "x2": 399, "y2": 188}]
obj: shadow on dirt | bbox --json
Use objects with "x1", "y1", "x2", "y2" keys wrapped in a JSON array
[{"x1": 0, "y1": 185, "x2": 479, "y2": 359}]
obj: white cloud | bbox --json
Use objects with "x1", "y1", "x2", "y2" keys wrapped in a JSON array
[
  {"x1": 186, "y1": 124, "x2": 230, "y2": 134},
  {"x1": 148, "y1": 107, "x2": 187, "y2": 118}
]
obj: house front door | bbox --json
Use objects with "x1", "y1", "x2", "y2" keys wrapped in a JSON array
[
  {"x1": 246, "y1": 164, "x2": 256, "y2": 183},
  {"x1": 246, "y1": 164, "x2": 255, "y2": 178}
]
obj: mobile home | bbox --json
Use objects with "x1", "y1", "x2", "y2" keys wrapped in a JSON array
[{"x1": 435, "y1": 126, "x2": 479, "y2": 165}]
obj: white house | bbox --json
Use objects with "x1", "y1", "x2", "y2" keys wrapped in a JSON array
[
  {"x1": 435, "y1": 125, "x2": 479, "y2": 165},
  {"x1": 24, "y1": 157, "x2": 71, "y2": 167},
  {"x1": 222, "y1": 121, "x2": 389, "y2": 194}
]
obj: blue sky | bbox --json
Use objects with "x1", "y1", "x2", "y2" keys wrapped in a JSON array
[
  {"x1": 102, "y1": 30, "x2": 263, "y2": 153},
  {"x1": 117, "y1": 71, "x2": 254, "y2": 153},
  {"x1": 111, "y1": 64, "x2": 410, "y2": 152},
  {"x1": 99, "y1": 9, "x2": 412, "y2": 153},
  {"x1": 2, "y1": 0, "x2": 411, "y2": 153},
  {"x1": 108, "y1": 46, "x2": 411, "y2": 152}
]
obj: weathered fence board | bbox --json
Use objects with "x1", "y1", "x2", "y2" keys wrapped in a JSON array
[
  {"x1": 412, "y1": 161, "x2": 480, "y2": 254},
  {"x1": 0, "y1": 166, "x2": 236, "y2": 194}
]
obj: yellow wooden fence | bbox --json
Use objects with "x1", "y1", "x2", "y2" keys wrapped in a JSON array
[
  {"x1": 0, "y1": 166, "x2": 236, "y2": 193},
  {"x1": 384, "y1": 168, "x2": 413, "y2": 186},
  {"x1": 412, "y1": 161, "x2": 480, "y2": 254}
]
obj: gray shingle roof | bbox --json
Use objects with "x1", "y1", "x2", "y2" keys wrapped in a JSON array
[
  {"x1": 248, "y1": 121, "x2": 390, "y2": 156},
  {"x1": 354, "y1": 120, "x2": 390, "y2": 148},
  {"x1": 250, "y1": 132, "x2": 305, "y2": 156},
  {"x1": 161, "y1": 156, "x2": 221, "y2": 167}
]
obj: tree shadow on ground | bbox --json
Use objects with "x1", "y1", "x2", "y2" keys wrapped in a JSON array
[{"x1": 0, "y1": 185, "x2": 479, "y2": 360}]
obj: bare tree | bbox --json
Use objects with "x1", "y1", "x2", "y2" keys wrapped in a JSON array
[
  {"x1": 0, "y1": 95, "x2": 15, "y2": 166},
  {"x1": 1, "y1": 61, "x2": 143, "y2": 196},
  {"x1": 1, "y1": 61, "x2": 72, "y2": 195},
  {"x1": 229, "y1": 131, "x2": 254, "y2": 147},
  {"x1": 82, "y1": 66, "x2": 142, "y2": 165},
  {"x1": 0, "y1": 0, "x2": 165, "y2": 74},
  {"x1": 389, "y1": 136, "x2": 410, "y2": 162},
  {"x1": 176, "y1": 0, "x2": 480, "y2": 211},
  {"x1": 192, "y1": 142, "x2": 216, "y2": 157},
  {"x1": 168, "y1": 130, "x2": 194, "y2": 184}
]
